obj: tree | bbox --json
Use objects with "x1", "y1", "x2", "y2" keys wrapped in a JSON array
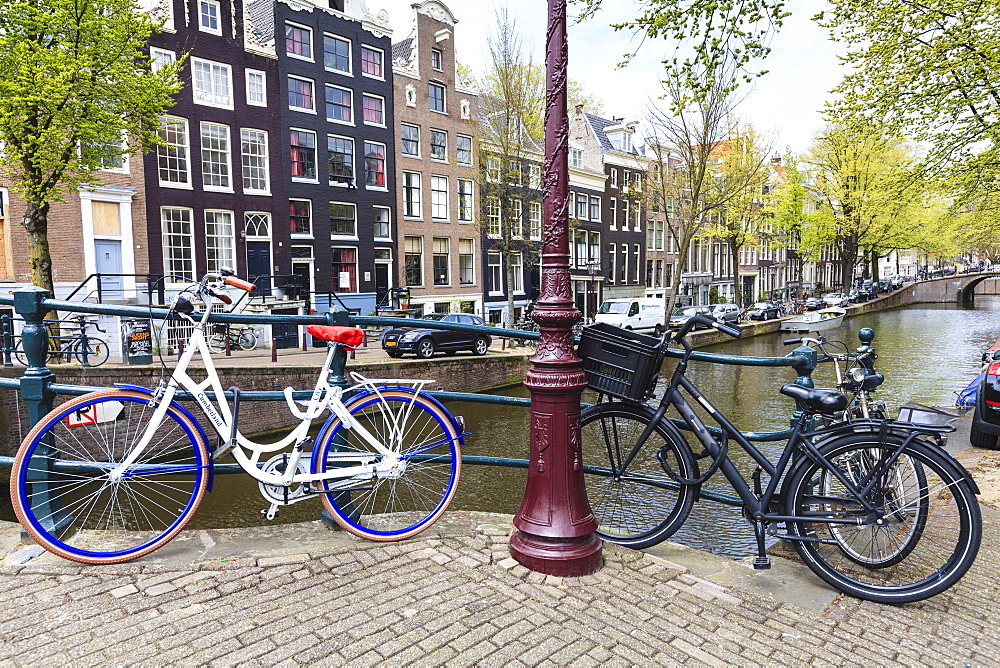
[
  {"x1": 819, "y1": 0, "x2": 1000, "y2": 195},
  {"x1": 0, "y1": 0, "x2": 182, "y2": 293}
]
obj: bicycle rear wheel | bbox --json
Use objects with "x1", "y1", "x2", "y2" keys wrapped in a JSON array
[
  {"x1": 73, "y1": 337, "x2": 109, "y2": 366},
  {"x1": 580, "y1": 403, "x2": 698, "y2": 549},
  {"x1": 207, "y1": 334, "x2": 229, "y2": 353},
  {"x1": 783, "y1": 433, "x2": 980, "y2": 603},
  {"x1": 237, "y1": 330, "x2": 257, "y2": 350},
  {"x1": 311, "y1": 389, "x2": 462, "y2": 540},
  {"x1": 10, "y1": 390, "x2": 210, "y2": 564}
]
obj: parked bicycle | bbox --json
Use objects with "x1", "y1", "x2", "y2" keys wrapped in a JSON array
[
  {"x1": 511, "y1": 318, "x2": 538, "y2": 349},
  {"x1": 10, "y1": 268, "x2": 466, "y2": 564},
  {"x1": 14, "y1": 314, "x2": 109, "y2": 367},
  {"x1": 785, "y1": 335, "x2": 887, "y2": 421},
  {"x1": 208, "y1": 323, "x2": 259, "y2": 353},
  {"x1": 578, "y1": 316, "x2": 981, "y2": 603}
]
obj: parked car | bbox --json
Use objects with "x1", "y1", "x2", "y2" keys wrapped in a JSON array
[
  {"x1": 743, "y1": 302, "x2": 781, "y2": 321},
  {"x1": 972, "y1": 358, "x2": 1000, "y2": 449},
  {"x1": 708, "y1": 303, "x2": 741, "y2": 326},
  {"x1": 381, "y1": 313, "x2": 491, "y2": 359},
  {"x1": 668, "y1": 306, "x2": 713, "y2": 330},
  {"x1": 803, "y1": 296, "x2": 824, "y2": 311},
  {"x1": 848, "y1": 289, "x2": 865, "y2": 304},
  {"x1": 823, "y1": 293, "x2": 850, "y2": 307}
]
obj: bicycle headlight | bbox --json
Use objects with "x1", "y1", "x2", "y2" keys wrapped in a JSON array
[{"x1": 849, "y1": 367, "x2": 867, "y2": 383}]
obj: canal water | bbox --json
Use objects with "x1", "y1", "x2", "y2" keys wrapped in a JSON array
[{"x1": 7, "y1": 297, "x2": 999, "y2": 558}]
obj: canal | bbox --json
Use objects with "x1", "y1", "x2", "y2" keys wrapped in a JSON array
[{"x1": 24, "y1": 297, "x2": 995, "y2": 558}]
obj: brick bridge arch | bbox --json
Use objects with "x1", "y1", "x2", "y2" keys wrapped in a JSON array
[{"x1": 847, "y1": 272, "x2": 1000, "y2": 314}]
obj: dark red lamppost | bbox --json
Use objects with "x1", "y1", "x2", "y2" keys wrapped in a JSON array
[{"x1": 508, "y1": 0, "x2": 602, "y2": 576}]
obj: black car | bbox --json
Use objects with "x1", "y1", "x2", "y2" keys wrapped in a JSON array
[
  {"x1": 743, "y1": 302, "x2": 780, "y2": 321},
  {"x1": 382, "y1": 314, "x2": 491, "y2": 359},
  {"x1": 803, "y1": 297, "x2": 824, "y2": 311},
  {"x1": 972, "y1": 356, "x2": 1000, "y2": 449}
]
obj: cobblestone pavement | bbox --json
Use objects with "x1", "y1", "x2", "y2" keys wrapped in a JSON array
[{"x1": 0, "y1": 496, "x2": 998, "y2": 666}]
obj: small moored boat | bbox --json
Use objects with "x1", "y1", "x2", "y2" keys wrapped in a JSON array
[{"x1": 780, "y1": 306, "x2": 847, "y2": 333}]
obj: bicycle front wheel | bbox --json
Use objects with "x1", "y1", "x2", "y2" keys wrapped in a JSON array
[
  {"x1": 207, "y1": 334, "x2": 228, "y2": 353},
  {"x1": 783, "y1": 433, "x2": 981, "y2": 603},
  {"x1": 237, "y1": 330, "x2": 258, "y2": 350},
  {"x1": 311, "y1": 389, "x2": 461, "y2": 541},
  {"x1": 10, "y1": 390, "x2": 210, "y2": 564},
  {"x1": 73, "y1": 338, "x2": 109, "y2": 366},
  {"x1": 580, "y1": 403, "x2": 699, "y2": 549}
]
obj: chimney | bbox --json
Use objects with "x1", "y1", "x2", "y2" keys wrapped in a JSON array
[{"x1": 575, "y1": 104, "x2": 584, "y2": 114}]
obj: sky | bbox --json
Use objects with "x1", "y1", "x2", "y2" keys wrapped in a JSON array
[{"x1": 370, "y1": 0, "x2": 846, "y2": 155}]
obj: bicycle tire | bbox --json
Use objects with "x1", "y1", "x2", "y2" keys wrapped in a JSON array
[
  {"x1": 579, "y1": 403, "x2": 699, "y2": 549},
  {"x1": 237, "y1": 330, "x2": 257, "y2": 351},
  {"x1": 311, "y1": 389, "x2": 462, "y2": 541},
  {"x1": 783, "y1": 433, "x2": 980, "y2": 603},
  {"x1": 207, "y1": 334, "x2": 229, "y2": 354},
  {"x1": 10, "y1": 389, "x2": 210, "y2": 564},
  {"x1": 73, "y1": 337, "x2": 109, "y2": 367},
  {"x1": 13, "y1": 340, "x2": 28, "y2": 366}
]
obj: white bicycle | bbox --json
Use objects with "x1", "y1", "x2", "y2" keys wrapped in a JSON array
[{"x1": 10, "y1": 269, "x2": 465, "y2": 564}]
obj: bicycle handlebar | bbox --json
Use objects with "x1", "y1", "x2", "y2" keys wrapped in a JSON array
[{"x1": 225, "y1": 276, "x2": 257, "y2": 293}]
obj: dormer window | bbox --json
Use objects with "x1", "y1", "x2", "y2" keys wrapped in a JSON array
[
  {"x1": 570, "y1": 149, "x2": 583, "y2": 168},
  {"x1": 622, "y1": 133, "x2": 632, "y2": 153}
]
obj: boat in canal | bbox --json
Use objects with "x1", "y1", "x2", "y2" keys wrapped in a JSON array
[{"x1": 780, "y1": 306, "x2": 847, "y2": 333}]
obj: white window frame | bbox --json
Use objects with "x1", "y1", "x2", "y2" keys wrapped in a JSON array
[
  {"x1": 401, "y1": 123, "x2": 420, "y2": 158},
  {"x1": 456, "y1": 134, "x2": 473, "y2": 166},
  {"x1": 488, "y1": 252, "x2": 502, "y2": 295},
  {"x1": 457, "y1": 179, "x2": 473, "y2": 222},
  {"x1": 289, "y1": 198, "x2": 312, "y2": 238},
  {"x1": 432, "y1": 237, "x2": 450, "y2": 286},
  {"x1": 157, "y1": 116, "x2": 191, "y2": 188},
  {"x1": 290, "y1": 128, "x2": 318, "y2": 183},
  {"x1": 431, "y1": 175, "x2": 448, "y2": 220},
  {"x1": 431, "y1": 48, "x2": 443, "y2": 71},
  {"x1": 327, "y1": 133, "x2": 355, "y2": 187},
  {"x1": 609, "y1": 197, "x2": 617, "y2": 230},
  {"x1": 324, "y1": 84, "x2": 354, "y2": 125},
  {"x1": 162, "y1": 206, "x2": 195, "y2": 281},
  {"x1": 198, "y1": 0, "x2": 221, "y2": 35},
  {"x1": 373, "y1": 205, "x2": 391, "y2": 240},
  {"x1": 570, "y1": 148, "x2": 583, "y2": 168},
  {"x1": 364, "y1": 140, "x2": 387, "y2": 189},
  {"x1": 512, "y1": 252, "x2": 524, "y2": 294},
  {"x1": 529, "y1": 164, "x2": 542, "y2": 189},
  {"x1": 403, "y1": 171, "x2": 422, "y2": 219},
  {"x1": 150, "y1": 47, "x2": 175, "y2": 72},
  {"x1": 486, "y1": 199, "x2": 501, "y2": 237},
  {"x1": 529, "y1": 201, "x2": 542, "y2": 239},
  {"x1": 204, "y1": 210, "x2": 235, "y2": 273},
  {"x1": 323, "y1": 33, "x2": 352, "y2": 75},
  {"x1": 287, "y1": 75, "x2": 316, "y2": 114},
  {"x1": 429, "y1": 129, "x2": 448, "y2": 163},
  {"x1": 329, "y1": 201, "x2": 358, "y2": 238},
  {"x1": 361, "y1": 93, "x2": 386, "y2": 127},
  {"x1": 610, "y1": 168, "x2": 618, "y2": 188},
  {"x1": 634, "y1": 244, "x2": 641, "y2": 283},
  {"x1": 459, "y1": 238, "x2": 475, "y2": 286},
  {"x1": 191, "y1": 57, "x2": 233, "y2": 109},
  {"x1": 429, "y1": 82, "x2": 446, "y2": 114},
  {"x1": 200, "y1": 121, "x2": 232, "y2": 192},
  {"x1": 245, "y1": 69, "x2": 267, "y2": 107},
  {"x1": 285, "y1": 21, "x2": 314, "y2": 62},
  {"x1": 241, "y1": 128, "x2": 270, "y2": 195},
  {"x1": 404, "y1": 236, "x2": 423, "y2": 286}
]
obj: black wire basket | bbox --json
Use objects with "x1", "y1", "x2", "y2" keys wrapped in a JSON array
[{"x1": 578, "y1": 323, "x2": 664, "y2": 402}]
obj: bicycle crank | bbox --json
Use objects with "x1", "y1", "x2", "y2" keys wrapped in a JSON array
[{"x1": 259, "y1": 453, "x2": 310, "y2": 520}]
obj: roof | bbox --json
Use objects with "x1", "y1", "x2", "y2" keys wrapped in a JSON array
[
  {"x1": 246, "y1": 0, "x2": 274, "y2": 44},
  {"x1": 391, "y1": 36, "x2": 414, "y2": 63},
  {"x1": 584, "y1": 113, "x2": 615, "y2": 152}
]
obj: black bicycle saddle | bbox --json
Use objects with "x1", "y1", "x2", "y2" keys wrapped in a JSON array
[{"x1": 779, "y1": 384, "x2": 849, "y2": 414}]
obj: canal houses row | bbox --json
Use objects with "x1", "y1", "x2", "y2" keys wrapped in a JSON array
[{"x1": 0, "y1": 0, "x2": 875, "y2": 342}]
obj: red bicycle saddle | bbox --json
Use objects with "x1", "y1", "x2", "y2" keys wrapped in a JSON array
[{"x1": 306, "y1": 325, "x2": 365, "y2": 347}]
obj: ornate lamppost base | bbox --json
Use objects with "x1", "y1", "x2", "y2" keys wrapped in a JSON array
[{"x1": 509, "y1": 531, "x2": 603, "y2": 577}]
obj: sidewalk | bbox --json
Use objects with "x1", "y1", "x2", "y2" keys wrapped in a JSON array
[{"x1": 0, "y1": 420, "x2": 996, "y2": 664}]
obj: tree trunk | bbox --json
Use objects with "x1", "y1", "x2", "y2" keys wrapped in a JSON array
[
  {"x1": 22, "y1": 200, "x2": 53, "y2": 294},
  {"x1": 729, "y1": 241, "x2": 742, "y2": 308},
  {"x1": 505, "y1": 257, "x2": 516, "y2": 327}
]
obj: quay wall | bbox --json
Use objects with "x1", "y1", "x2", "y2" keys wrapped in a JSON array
[{"x1": 0, "y1": 353, "x2": 532, "y2": 456}]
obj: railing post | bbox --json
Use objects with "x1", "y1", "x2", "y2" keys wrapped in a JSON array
[
  {"x1": 1, "y1": 313, "x2": 12, "y2": 367},
  {"x1": 789, "y1": 344, "x2": 817, "y2": 429},
  {"x1": 14, "y1": 286, "x2": 72, "y2": 540},
  {"x1": 857, "y1": 327, "x2": 876, "y2": 374}
]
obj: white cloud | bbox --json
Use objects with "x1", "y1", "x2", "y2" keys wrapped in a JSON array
[{"x1": 375, "y1": 0, "x2": 845, "y2": 153}]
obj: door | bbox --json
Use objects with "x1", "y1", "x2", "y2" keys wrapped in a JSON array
[
  {"x1": 94, "y1": 240, "x2": 123, "y2": 299},
  {"x1": 270, "y1": 308, "x2": 299, "y2": 349},
  {"x1": 374, "y1": 263, "x2": 390, "y2": 310},
  {"x1": 292, "y1": 262, "x2": 312, "y2": 307},
  {"x1": 246, "y1": 241, "x2": 271, "y2": 296}
]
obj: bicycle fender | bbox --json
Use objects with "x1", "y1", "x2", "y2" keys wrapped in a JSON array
[{"x1": 112, "y1": 383, "x2": 216, "y2": 492}]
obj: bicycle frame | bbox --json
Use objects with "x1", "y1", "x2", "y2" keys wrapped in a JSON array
[{"x1": 109, "y1": 298, "x2": 396, "y2": 490}]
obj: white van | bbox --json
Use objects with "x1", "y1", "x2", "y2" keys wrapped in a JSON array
[{"x1": 594, "y1": 298, "x2": 666, "y2": 334}]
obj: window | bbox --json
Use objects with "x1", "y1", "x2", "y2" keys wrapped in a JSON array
[
  {"x1": 199, "y1": 0, "x2": 220, "y2": 34},
  {"x1": 507, "y1": 161, "x2": 520, "y2": 185},
  {"x1": 529, "y1": 164, "x2": 542, "y2": 189},
  {"x1": 575, "y1": 193, "x2": 588, "y2": 220},
  {"x1": 205, "y1": 210, "x2": 234, "y2": 272},
  {"x1": 459, "y1": 239, "x2": 474, "y2": 285},
  {"x1": 610, "y1": 168, "x2": 618, "y2": 188},
  {"x1": 620, "y1": 244, "x2": 628, "y2": 282},
  {"x1": 157, "y1": 116, "x2": 190, "y2": 186},
  {"x1": 429, "y1": 82, "x2": 445, "y2": 113},
  {"x1": 373, "y1": 206, "x2": 391, "y2": 238},
  {"x1": 431, "y1": 176, "x2": 448, "y2": 220},
  {"x1": 430, "y1": 129, "x2": 447, "y2": 161},
  {"x1": 511, "y1": 253, "x2": 523, "y2": 293},
  {"x1": 486, "y1": 157, "x2": 499, "y2": 182},
  {"x1": 327, "y1": 135, "x2": 354, "y2": 185},
  {"x1": 364, "y1": 141, "x2": 386, "y2": 187},
  {"x1": 362, "y1": 94, "x2": 384, "y2": 125},
  {"x1": 404, "y1": 236, "x2": 423, "y2": 286},
  {"x1": 632, "y1": 200, "x2": 641, "y2": 232},
  {"x1": 634, "y1": 244, "x2": 641, "y2": 283},
  {"x1": 329, "y1": 202, "x2": 356, "y2": 236},
  {"x1": 621, "y1": 199, "x2": 630, "y2": 230},
  {"x1": 634, "y1": 174, "x2": 642, "y2": 193},
  {"x1": 403, "y1": 172, "x2": 421, "y2": 217},
  {"x1": 324, "y1": 34, "x2": 351, "y2": 73},
  {"x1": 245, "y1": 212, "x2": 270, "y2": 238},
  {"x1": 433, "y1": 238, "x2": 449, "y2": 285},
  {"x1": 486, "y1": 199, "x2": 500, "y2": 236},
  {"x1": 609, "y1": 197, "x2": 617, "y2": 229},
  {"x1": 488, "y1": 252, "x2": 502, "y2": 294},
  {"x1": 94, "y1": 132, "x2": 126, "y2": 171},
  {"x1": 332, "y1": 247, "x2": 357, "y2": 291},
  {"x1": 325, "y1": 85, "x2": 352, "y2": 124},
  {"x1": 623, "y1": 171, "x2": 631, "y2": 191},
  {"x1": 589, "y1": 231, "x2": 600, "y2": 266},
  {"x1": 513, "y1": 199, "x2": 523, "y2": 237},
  {"x1": 529, "y1": 202, "x2": 542, "y2": 238},
  {"x1": 456, "y1": 135, "x2": 472, "y2": 166},
  {"x1": 360, "y1": 45, "x2": 383, "y2": 77},
  {"x1": 285, "y1": 23, "x2": 312, "y2": 60},
  {"x1": 570, "y1": 148, "x2": 583, "y2": 168},
  {"x1": 401, "y1": 124, "x2": 420, "y2": 157},
  {"x1": 290, "y1": 130, "x2": 316, "y2": 180},
  {"x1": 590, "y1": 196, "x2": 601, "y2": 222},
  {"x1": 191, "y1": 58, "x2": 232, "y2": 108},
  {"x1": 200, "y1": 122, "x2": 231, "y2": 190},
  {"x1": 288, "y1": 76, "x2": 314, "y2": 112},
  {"x1": 162, "y1": 207, "x2": 194, "y2": 280},
  {"x1": 245, "y1": 69, "x2": 266, "y2": 106},
  {"x1": 241, "y1": 129, "x2": 269, "y2": 193},
  {"x1": 457, "y1": 179, "x2": 473, "y2": 222},
  {"x1": 431, "y1": 48, "x2": 442, "y2": 71},
  {"x1": 574, "y1": 231, "x2": 586, "y2": 268},
  {"x1": 608, "y1": 243, "x2": 616, "y2": 283},
  {"x1": 289, "y1": 199, "x2": 311, "y2": 236},
  {"x1": 150, "y1": 48, "x2": 175, "y2": 72}
]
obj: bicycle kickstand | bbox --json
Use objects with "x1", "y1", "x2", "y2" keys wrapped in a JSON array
[{"x1": 752, "y1": 520, "x2": 771, "y2": 570}]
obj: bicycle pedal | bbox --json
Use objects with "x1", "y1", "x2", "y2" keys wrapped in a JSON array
[{"x1": 753, "y1": 556, "x2": 771, "y2": 570}]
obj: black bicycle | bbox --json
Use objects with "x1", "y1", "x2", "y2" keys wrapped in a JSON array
[
  {"x1": 578, "y1": 315, "x2": 981, "y2": 603},
  {"x1": 14, "y1": 315, "x2": 109, "y2": 367}
]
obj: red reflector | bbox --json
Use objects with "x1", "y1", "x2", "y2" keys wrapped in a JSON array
[
  {"x1": 987, "y1": 399, "x2": 1000, "y2": 407},
  {"x1": 989, "y1": 362, "x2": 1000, "y2": 376}
]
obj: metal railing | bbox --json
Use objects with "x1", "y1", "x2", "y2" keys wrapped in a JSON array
[{"x1": 0, "y1": 286, "x2": 819, "y2": 510}]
